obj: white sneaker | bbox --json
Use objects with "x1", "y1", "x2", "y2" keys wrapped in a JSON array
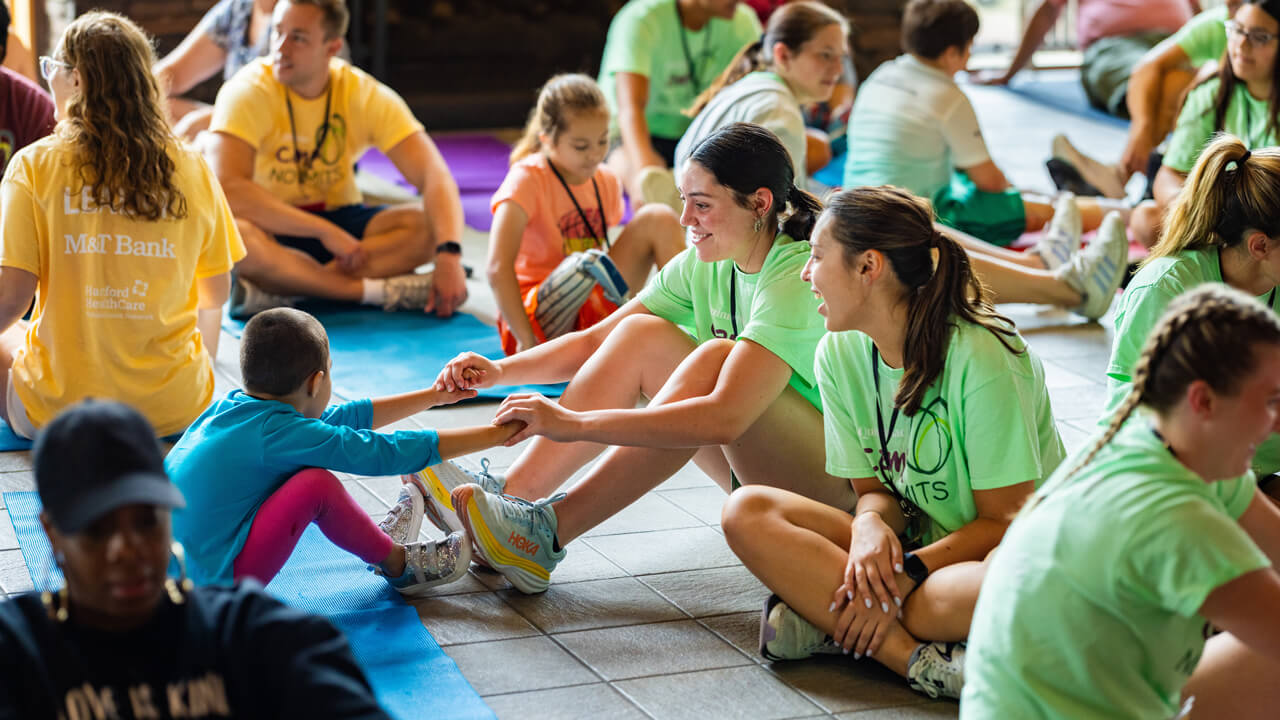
[
  {"x1": 1056, "y1": 211, "x2": 1128, "y2": 320},
  {"x1": 378, "y1": 484, "x2": 424, "y2": 545},
  {"x1": 384, "y1": 533, "x2": 471, "y2": 596},
  {"x1": 406, "y1": 458, "x2": 506, "y2": 535},
  {"x1": 636, "y1": 165, "x2": 682, "y2": 215},
  {"x1": 906, "y1": 641, "x2": 966, "y2": 700},
  {"x1": 228, "y1": 274, "x2": 295, "y2": 319},
  {"x1": 758, "y1": 594, "x2": 844, "y2": 661},
  {"x1": 1032, "y1": 193, "x2": 1080, "y2": 271},
  {"x1": 383, "y1": 271, "x2": 434, "y2": 311},
  {"x1": 1051, "y1": 134, "x2": 1128, "y2": 199}
]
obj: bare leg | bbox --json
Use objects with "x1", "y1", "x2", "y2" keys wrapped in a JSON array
[
  {"x1": 502, "y1": 315, "x2": 699, "y2": 499},
  {"x1": 970, "y1": 254, "x2": 1082, "y2": 307},
  {"x1": 1153, "y1": 69, "x2": 1196, "y2": 150},
  {"x1": 554, "y1": 341, "x2": 848, "y2": 544},
  {"x1": 950, "y1": 225, "x2": 1045, "y2": 269},
  {"x1": 723, "y1": 485, "x2": 967, "y2": 678},
  {"x1": 607, "y1": 204, "x2": 687, "y2": 291},
  {"x1": 233, "y1": 219, "x2": 363, "y2": 301},
  {"x1": 1130, "y1": 200, "x2": 1163, "y2": 249},
  {"x1": 352, "y1": 203, "x2": 434, "y2": 278},
  {"x1": 0, "y1": 322, "x2": 26, "y2": 426},
  {"x1": 1025, "y1": 196, "x2": 1114, "y2": 235},
  {"x1": 1182, "y1": 632, "x2": 1280, "y2": 719}
]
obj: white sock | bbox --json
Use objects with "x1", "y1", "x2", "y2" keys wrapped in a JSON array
[{"x1": 361, "y1": 278, "x2": 386, "y2": 305}]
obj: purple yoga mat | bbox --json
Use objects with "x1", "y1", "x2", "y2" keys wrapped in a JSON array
[{"x1": 358, "y1": 134, "x2": 513, "y2": 232}]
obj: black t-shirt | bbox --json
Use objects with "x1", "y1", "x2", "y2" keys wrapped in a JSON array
[{"x1": 0, "y1": 583, "x2": 390, "y2": 719}]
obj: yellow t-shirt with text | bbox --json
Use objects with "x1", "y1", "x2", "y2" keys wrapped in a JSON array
[
  {"x1": 0, "y1": 137, "x2": 246, "y2": 436},
  {"x1": 210, "y1": 57, "x2": 424, "y2": 209}
]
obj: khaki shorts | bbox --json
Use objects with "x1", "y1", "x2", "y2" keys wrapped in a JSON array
[{"x1": 6, "y1": 368, "x2": 37, "y2": 440}]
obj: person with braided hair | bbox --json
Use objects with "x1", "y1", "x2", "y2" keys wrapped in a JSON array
[
  {"x1": 963, "y1": 284, "x2": 1280, "y2": 719},
  {"x1": 1105, "y1": 133, "x2": 1280, "y2": 481},
  {"x1": 721, "y1": 185, "x2": 1065, "y2": 701},
  {"x1": 433, "y1": 123, "x2": 842, "y2": 594}
]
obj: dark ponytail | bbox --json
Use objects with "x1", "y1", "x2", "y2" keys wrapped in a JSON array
[
  {"x1": 823, "y1": 186, "x2": 1021, "y2": 415},
  {"x1": 688, "y1": 121, "x2": 822, "y2": 242}
]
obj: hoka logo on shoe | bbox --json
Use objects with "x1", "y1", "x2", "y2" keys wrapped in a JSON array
[{"x1": 508, "y1": 531, "x2": 539, "y2": 556}]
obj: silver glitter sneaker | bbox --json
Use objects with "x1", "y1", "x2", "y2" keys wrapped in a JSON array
[
  {"x1": 378, "y1": 483, "x2": 425, "y2": 545},
  {"x1": 406, "y1": 458, "x2": 506, "y2": 535},
  {"x1": 759, "y1": 594, "x2": 843, "y2": 661},
  {"x1": 906, "y1": 641, "x2": 966, "y2": 700},
  {"x1": 382, "y1": 271, "x2": 434, "y2": 312},
  {"x1": 385, "y1": 533, "x2": 471, "y2": 597}
]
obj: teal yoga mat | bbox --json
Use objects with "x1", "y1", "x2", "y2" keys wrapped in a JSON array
[
  {"x1": 0, "y1": 421, "x2": 31, "y2": 451},
  {"x1": 3, "y1": 491, "x2": 495, "y2": 720},
  {"x1": 223, "y1": 305, "x2": 563, "y2": 400}
]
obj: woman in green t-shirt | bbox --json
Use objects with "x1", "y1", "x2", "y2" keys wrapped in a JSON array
[
  {"x1": 963, "y1": 284, "x2": 1280, "y2": 719},
  {"x1": 722, "y1": 185, "x2": 1067, "y2": 700},
  {"x1": 431, "y1": 123, "x2": 842, "y2": 594},
  {"x1": 1106, "y1": 134, "x2": 1280, "y2": 478},
  {"x1": 1130, "y1": 0, "x2": 1280, "y2": 247}
]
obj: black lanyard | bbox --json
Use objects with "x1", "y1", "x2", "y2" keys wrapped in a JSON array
[
  {"x1": 284, "y1": 78, "x2": 333, "y2": 188},
  {"x1": 871, "y1": 345, "x2": 922, "y2": 520},
  {"x1": 675, "y1": 1, "x2": 710, "y2": 95},
  {"x1": 546, "y1": 158, "x2": 609, "y2": 249},
  {"x1": 728, "y1": 265, "x2": 740, "y2": 338}
]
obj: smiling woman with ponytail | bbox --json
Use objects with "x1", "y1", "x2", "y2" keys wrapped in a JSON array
[
  {"x1": 722, "y1": 185, "x2": 1065, "y2": 701},
  {"x1": 964, "y1": 284, "x2": 1280, "y2": 719}
]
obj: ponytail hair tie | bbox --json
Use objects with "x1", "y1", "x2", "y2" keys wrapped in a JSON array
[
  {"x1": 787, "y1": 184, "x2": 804, "y2": 205},
  {"x1": 1240, "y1": 149, "x2": 1252, "y2": 164}
]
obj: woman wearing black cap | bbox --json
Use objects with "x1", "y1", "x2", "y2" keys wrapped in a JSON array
[{"x1": 0, "y1": 400, "x2": 390, "y2": 719}]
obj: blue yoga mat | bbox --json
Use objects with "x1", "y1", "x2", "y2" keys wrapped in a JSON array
[
  {"x1": 0, "y1": 421, "x2": 31, "y2": 452},
  {"x1": 3, "y1": 491, "x2": 494, "y2": 720},
  {"x1": 999, "y1": 75, "x2": 1129, "y2": 130},
  {"x1": 223, "y1": 305, "x2": 563, "y2": 400}
]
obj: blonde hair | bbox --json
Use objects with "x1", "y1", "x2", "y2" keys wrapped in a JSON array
[
  {"x1": 1074, "y1": 284, "x2": 1280, "y2": 473},
  {"x1": 55, "y1": 11, "x2": 186, "y2": 222},
  {"x1": 510, "y1": 74, "x2": 608, "y2": 165},
  {"x1": 686, "y1": 1, "x2": 847, "y2": 117},
  {"x1": 1146, "y1": 133, "x2": 1280, "y2": 265}
]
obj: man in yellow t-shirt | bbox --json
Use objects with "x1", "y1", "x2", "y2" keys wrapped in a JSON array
[{"x1": 207, "y1": 0, "x2": 468, "y2": 317}]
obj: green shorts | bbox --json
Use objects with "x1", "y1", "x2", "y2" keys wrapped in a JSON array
[
  {"x1": 1082, "y1": 31, "x2": 1169, "y2": 117},
  {"x1": 931, "y1": 171, "x2": 1026, "y2": 247}
]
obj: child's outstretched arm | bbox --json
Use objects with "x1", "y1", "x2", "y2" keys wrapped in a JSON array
[
  {"x1": 489, "y1": 201, "x2": 540, "y2": 352},
  {"x1": 371, "y1": 387, "x2": 478, "y2": 429},
  {"x1": 437, "y1": 421, "x2": 525, "y2": 460}
]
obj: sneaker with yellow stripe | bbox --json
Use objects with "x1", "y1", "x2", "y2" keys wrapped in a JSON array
[
  {"x1": 452, "y1": 484, "x2": 565, "y2": 594},
  {"x1": 405, "y1": 458, "x2": 505, "y2": 535}
]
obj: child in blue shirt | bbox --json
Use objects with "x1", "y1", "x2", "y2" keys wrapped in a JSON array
[{"x1": 167, "y1": 308, "x2": 520, "y2": 596}]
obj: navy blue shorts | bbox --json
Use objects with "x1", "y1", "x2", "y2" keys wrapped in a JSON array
[{"x1": 276, "y1": 203, "x2": 387, "y2": 263}]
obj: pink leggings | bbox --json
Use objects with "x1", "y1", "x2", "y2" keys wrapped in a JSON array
[{"x1": 233, "y1": 468, "x2": 395, "y2": 583}]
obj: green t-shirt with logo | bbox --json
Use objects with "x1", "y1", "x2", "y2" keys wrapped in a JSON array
[
  {"x1": 1164, "y1": 77, "x2": 1279, "y2": 173},
  {"x1": 961, "y1": 418, "x2": 1265, "y2": 720},
  {"x1": 1104, "y1": 247, "x2": 1280, "y2": 474},
  {"x1": 637, "y1": 235, "x2": 824, "y2": 409},
  {"x1": 816, "y1": 321, "x2": 1065, "y2": 544},
  {"x1": 598, "y1": 0, "x2": 763, "y2": 140},
  {"x1": 1173, "y1": 5, "x2": 1228, "y2": 66}
]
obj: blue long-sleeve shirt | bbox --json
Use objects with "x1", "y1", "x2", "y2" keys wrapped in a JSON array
[{"x1": 167, "y1": 390, "x2": 441, "y2": 586}]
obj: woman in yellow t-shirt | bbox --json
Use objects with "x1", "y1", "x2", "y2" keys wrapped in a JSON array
[{"x1": 0, "y1": 11, "x2": 245, "y2": 438}]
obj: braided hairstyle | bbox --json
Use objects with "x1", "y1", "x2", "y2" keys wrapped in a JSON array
[{"x1": 1074, "y1": 284, "x2": 1280, "y2": 474}]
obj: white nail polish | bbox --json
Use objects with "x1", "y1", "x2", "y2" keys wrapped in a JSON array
[
  {"x1": 828, "y1": 601, "x2": 837, "y2": 613},
  {"x1": 895, "y1": 597, "x2": 902, "y2": 607},
  {"x1": 864, "y1": 597, "x2": 872, "y2": 609},
  {"x1": 894, "y1": 563, "x2": 903, "y2": 573},
  {"x1": 881, "y1": 602, "x2": 889, "y2": 613},
  {"x1": 853, "y1": 652, "x2": 862, "y2": 659}
]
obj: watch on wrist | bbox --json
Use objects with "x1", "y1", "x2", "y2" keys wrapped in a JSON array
[
  {"x1": 435, "y1": 241, "x2": 462, "y2": 255},
  {"x1": 902, "y1": 552, "x2": 930, "y2": 585}
]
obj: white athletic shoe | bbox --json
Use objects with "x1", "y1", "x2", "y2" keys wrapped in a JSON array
[
  {"x1": 383, "y1": 271, "x2": 434, "y2": 312},
  {"x1": 406, "y1": 458, "x2": 506, "y2": 535},
  {"x1": 378, "y1": 483, "x2": 425, "y2": 545},
  {"x1": 906, "y1": 641, "x2": 966, "y2": 700},
  {"x1": 636, "y1": 165, "x2": 682, "y2": 216},
  {"x1": 383, "y1": 533, "x2": 472, "y2": 597},
  {"x1": 228, "y1": 274, "x2": 295, "y2": 319},
  {"x1": 1032, "y1": 193, "x2": 1081, "y2": 272},
  {"x1": 1056, "y1": 211, "x2": 1128, "y2": 320},
  {"x1": 758, "y1": 594, "x2": 844, "y2": 661},
  {"x1": 1051, "y1": 134, "x2": 1128, "y2": 200}
]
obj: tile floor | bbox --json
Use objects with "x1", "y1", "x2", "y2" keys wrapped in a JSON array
[{"x1": 0, "y1": 74, "x2": 1130, "y2": 718}]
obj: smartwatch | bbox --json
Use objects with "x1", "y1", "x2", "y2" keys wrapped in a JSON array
[
  {"x1": 435, "y1": 241, "x2": 462, "y2": 255},
  {"x1": 902, "y1": 552, "x2": 930, "y2": 585}
]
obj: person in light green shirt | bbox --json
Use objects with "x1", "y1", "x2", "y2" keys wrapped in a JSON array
[
  {"x1": 1050, "y1": 3, "x2": 1238, "y2": 198},
  {"x1": 963, "y1": 284, "x2": 1280, "y2": 719},
  {"x1": 434, "y1": 123, "x2": 844, "y2": 595},
  {"x1": 722, "y1": 185, "x2": 1063, "y2": 702},
  {"x1": 1105, "y1": 134, "x2": 1280, "y2": 479},
  {"x1": 598, "y1": 0, "x2": 760, "y2": 204},
  {"x1": 1130, "y1": 0, "x2": 1280, "y2": 248}
]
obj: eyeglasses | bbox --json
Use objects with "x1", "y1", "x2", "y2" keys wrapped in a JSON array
[
  {"x1": 1225, "y1": 19, "x2": 1278, "y2": 46},
  {"x1": 38, "y1": 55, "x2": 71, "y2": 82}
]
